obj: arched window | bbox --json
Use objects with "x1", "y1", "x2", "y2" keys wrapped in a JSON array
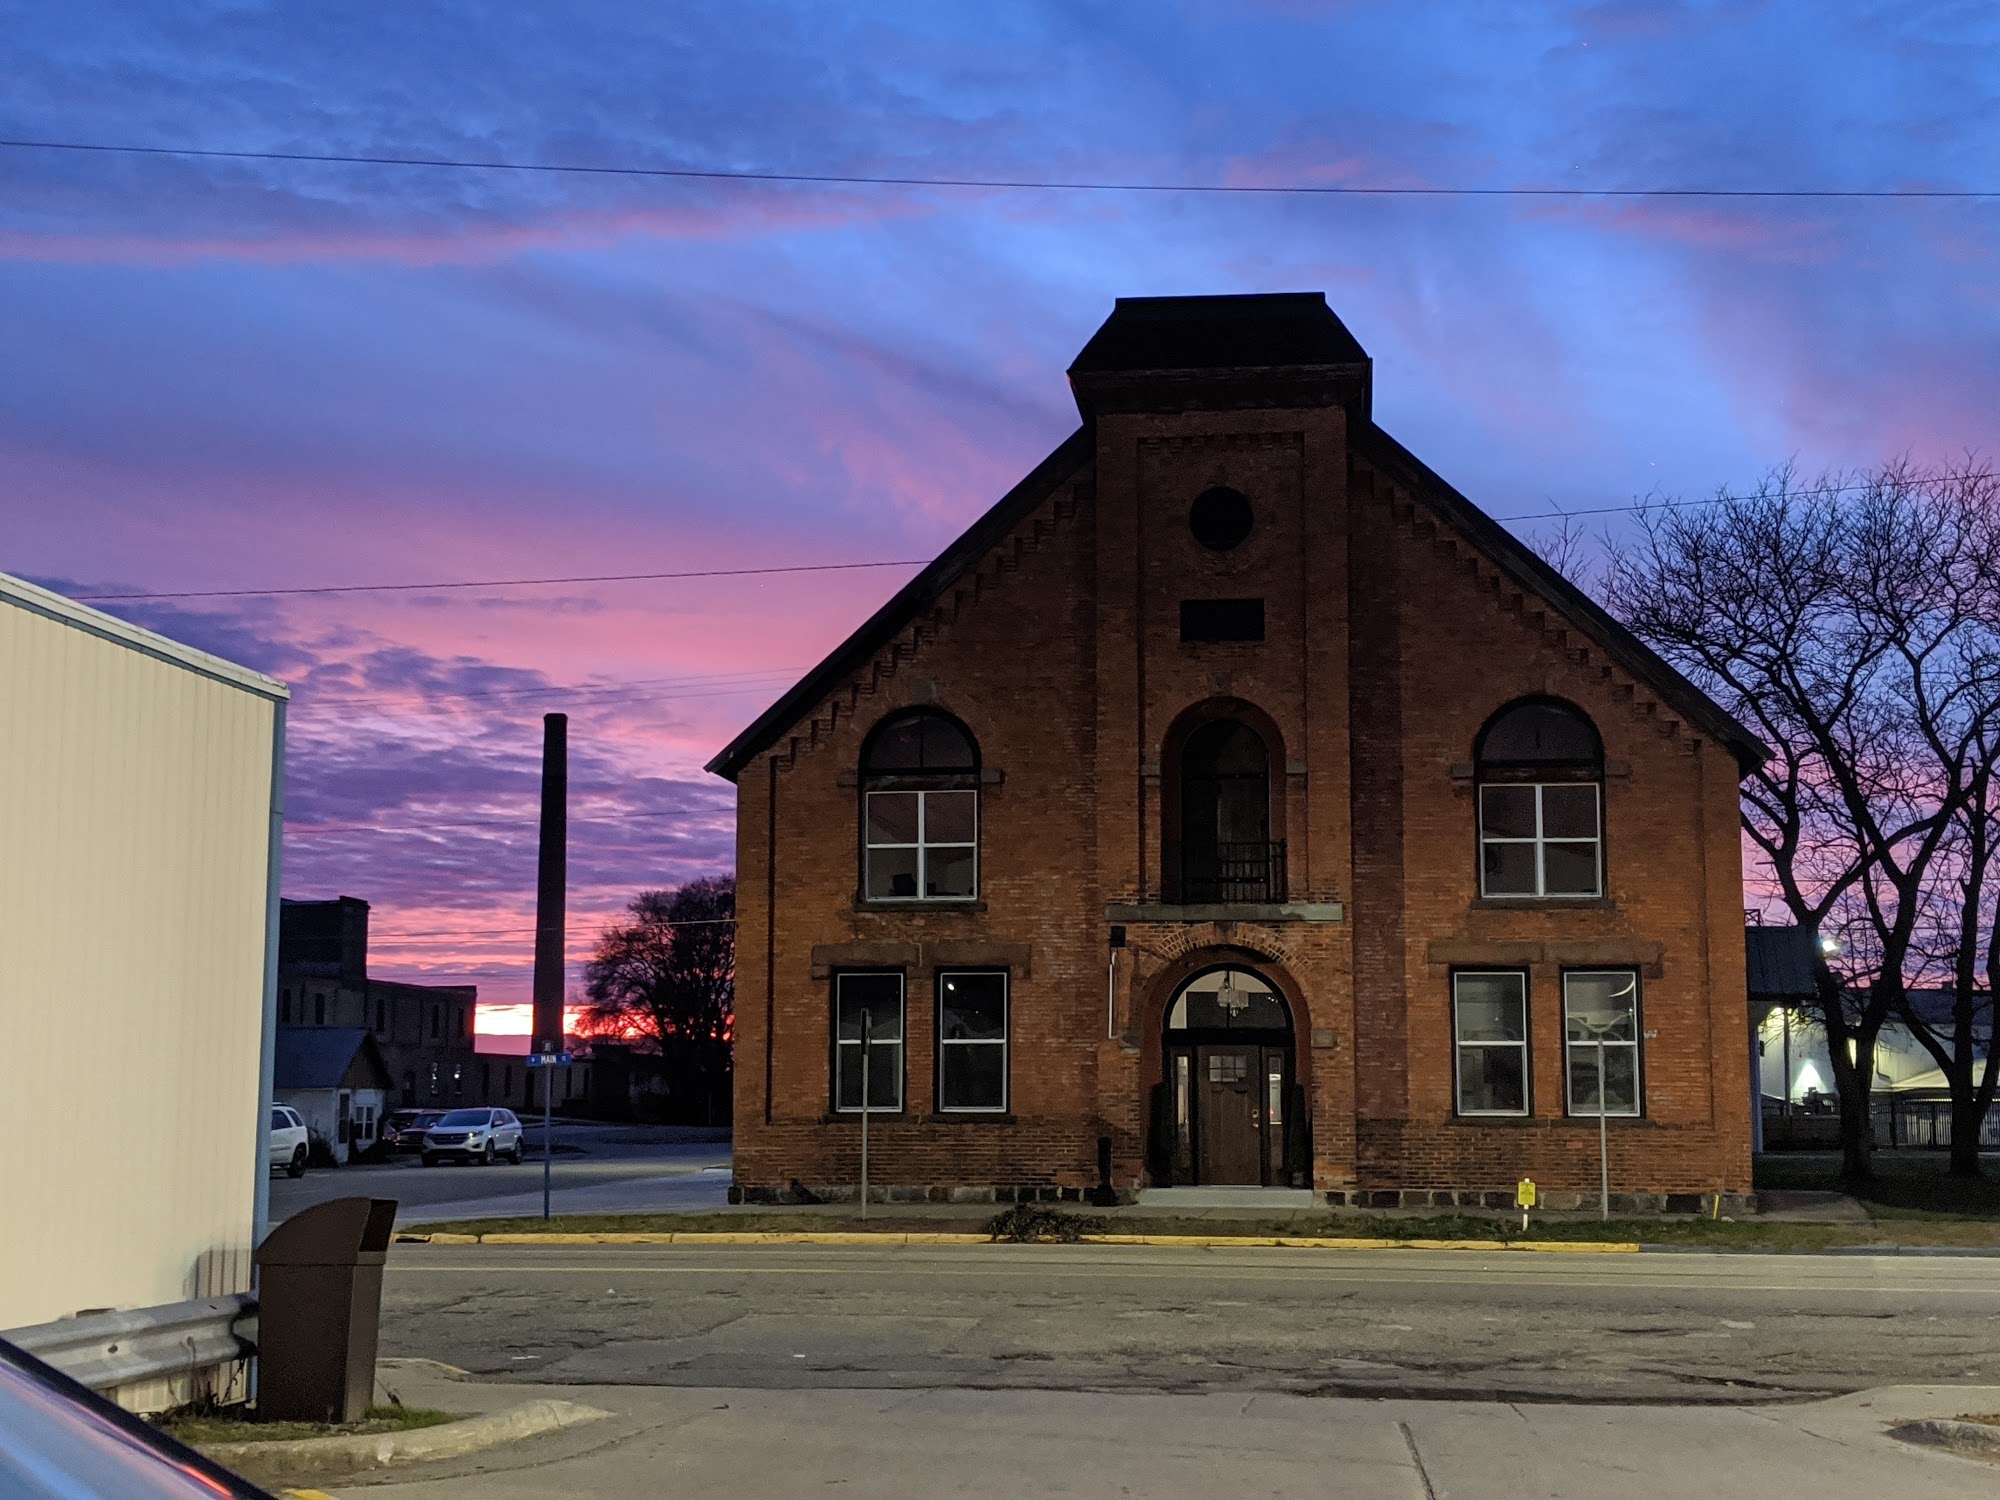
[
  {"x1": 1178, "y1": 719, "x2": 1282, "y2": 902},
  {"x1": 1475, "y1": 698, "x2": 1604, "y2": 898},
  {"x1": 860, "y1": 710, "x2": 979, "y2": 902}
]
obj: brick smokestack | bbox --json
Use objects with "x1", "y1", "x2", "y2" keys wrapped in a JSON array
[{"x1": 531, "y1": 712, "x2": 568, "y2": 1050}]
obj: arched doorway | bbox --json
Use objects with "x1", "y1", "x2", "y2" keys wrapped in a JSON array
[{"x1": 1161, "y1": 967, "x2": 1297, "y2": 1186}]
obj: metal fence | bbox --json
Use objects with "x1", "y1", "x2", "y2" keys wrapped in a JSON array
[
  {"x1": 1181, "y1": 840, "x2": 1288, "y2": 904},
  {"x1": 5, "y1": 1295, "x2": 255, "y2": 1412}
]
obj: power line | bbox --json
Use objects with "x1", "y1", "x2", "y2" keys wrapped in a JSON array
[
  {"x1": 300, "y1": 665, "x2": 803, "y2": 709},
  {"x1": 78, "y1": 474, "x2": 2000, "y2": 614},
  {"x1": 286, "y1": 807, "x2": 713, "y2": 836},
  {"x1": 72, "y1": 557, "x2": 931, "y2": 603},
  {"x1": 297, "y1": 672, "x2": 802, "y2": 715},
  {"x1": 3, "y1": 137, "x2": 1992, "y2": 201}
]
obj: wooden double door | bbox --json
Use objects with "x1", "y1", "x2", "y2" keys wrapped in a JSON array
[{"x1": 1170, "y1": 1041, "x2": 1294, "y2": 1186}]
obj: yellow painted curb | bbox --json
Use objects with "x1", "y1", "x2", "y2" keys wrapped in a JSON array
[
  {"x1": 1083, "y1": 1234, "x2": 1640, "y2": 1252},
  {"x1": 405, "y1": 1229, "x2": 1641, "y2": 1252}
]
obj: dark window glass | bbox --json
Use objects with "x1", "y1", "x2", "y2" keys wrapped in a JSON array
[
  {"x1": 1189, "y1": 486, "x2": 1254, "y2": 551},
  {"x1": 834, "y1": 973, "x2": 905, "y2": 1112},
  {"x1": 1454, "y1": 972, "x2": 1530, "y2": 1116},
  {"x1": 939, "y1": 971, "x2": 1008, "y2": 1112},
  {"x1": 1180, "y1": 598, "x2": 1265, "y2": 643},
  {"x1": 863, "y1": 711, "x2": 976, "y2": 773},
  {"x1": 1479, "y1": 701, "x2": 1601, "y2": 766}
]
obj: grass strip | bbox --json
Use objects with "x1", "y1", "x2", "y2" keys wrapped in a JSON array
[
  {"x1": 157, "y1": 1406, "x2": 454, "y2": 1446},
  {"x1": 398, "y1": 1208, "x2": 1998, "y2": 1251}
]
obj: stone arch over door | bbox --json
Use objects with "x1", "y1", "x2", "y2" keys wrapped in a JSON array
[{"x1": 1137, "y1": 945, "x2": 1314, "y2": 1188}]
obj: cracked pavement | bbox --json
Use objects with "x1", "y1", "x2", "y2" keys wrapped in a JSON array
[{"x1": 377, "y1": 1241, "x2": 2000, "y2": 1404}]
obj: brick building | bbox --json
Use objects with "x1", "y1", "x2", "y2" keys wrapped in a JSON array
[
  {"x1": 709, "y1": 293, "x2": 1765, "y2": 1209},
  {"x1": 278, "y1": 896, "x2": 587, "y2": 1128}
]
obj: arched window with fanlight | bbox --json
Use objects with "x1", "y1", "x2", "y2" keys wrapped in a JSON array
[
  {"x1": 860, "y1": 709, "x2": 980, "y2": 902},
  {"x1": 1476, "y1": 698, "x2": 1604, "y2": 898}
]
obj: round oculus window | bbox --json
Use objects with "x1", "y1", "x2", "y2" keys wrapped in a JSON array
[{"x1": 1189, "y1": 486, "x2": 1254, "y2": 551}]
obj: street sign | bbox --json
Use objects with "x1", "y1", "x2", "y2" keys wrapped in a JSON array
[{"x1": 525, "y1": 1052, "x2": 573, "y2": 1067}]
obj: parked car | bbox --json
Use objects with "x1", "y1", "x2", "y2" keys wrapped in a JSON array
[
  {"x1": 267, "y1": 1105, "x2": 308, "y2": 1178},
  {"x1": 378, "y1": 1108, "x2": 445, "y2": 1157},
  {"x1": 0, "y1": 1335, "x2": 273, "y2": 1497},
  {"x1": 421, "y1": 1107, "x2": 525, "y2": 1166}
]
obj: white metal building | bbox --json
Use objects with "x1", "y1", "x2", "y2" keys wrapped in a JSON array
[{"x1": 0, "y1": 571, "x2": 286, "y2": 1335}]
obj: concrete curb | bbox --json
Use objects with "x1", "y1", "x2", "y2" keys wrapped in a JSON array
[
  {"x1": 396, "y1": 1229, "x2": 1642, "y2": 1252},
  {"x1": 1889, "y1": 1417, "x2": 2000, "y2": 1462},
  {"x1": 200, "y1": 1398, "x2": 612, "y2": 1479}
]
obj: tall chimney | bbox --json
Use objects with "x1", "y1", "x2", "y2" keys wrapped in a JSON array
[{"x1": 531, "y1": 712, "x2": 568, "y2": 1051}]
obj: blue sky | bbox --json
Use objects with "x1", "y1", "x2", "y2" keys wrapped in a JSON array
[{"x1": 3, "y1": 0, "x2": 1995, "y2": 1025}]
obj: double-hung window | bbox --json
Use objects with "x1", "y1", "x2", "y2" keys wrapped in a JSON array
[
  {"x1": 1452, "y1": 971, "x2": 1530, "y2": 1116},
  {"x1": 1479, "y1": 783, "x2": 1601, "y2": 897},
  {"x1": 1475, "y1": 699, "x2": 1605, "y2": 899},
  {"x1": 937, "y1": 971, "x2": 1007, "y2": 1112},
  {"x1": 860, "y1": 710, "x2": 980, "y2": 901},
  {"x1": 866, "y1": 789, "x2": 977, "y2": 900},
  {"x1": 1564, "y1": 971, "x2": 1642, "y2": 1117},
  {"x1": 833, "y1": 972, "x2": 904, "y2": 1112}
]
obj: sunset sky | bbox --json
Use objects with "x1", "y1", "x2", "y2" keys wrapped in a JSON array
[{"x1": 5, "y1": 2, "x2": 1996, "y2": 1034}]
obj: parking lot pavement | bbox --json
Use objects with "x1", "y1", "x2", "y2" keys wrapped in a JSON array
[
  {"x1": 377, "y1": 1240, "x2": 2000, "y2": 1404},
  {"x1": 324, "y1": 1376, "x2": 2000, "y2": 1499},
  {"x1": 267, "y1": 1125, "x2": 730, "y2": 1225}
]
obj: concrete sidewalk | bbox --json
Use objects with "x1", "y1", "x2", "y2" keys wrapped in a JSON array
[{"x1": 323, "y1": 1367, "x2": 1998, "y2": 1498}]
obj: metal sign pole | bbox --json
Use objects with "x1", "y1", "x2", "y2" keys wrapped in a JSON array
[
  {"x1": 542, "y1": 1045, "x2": 555, "y2": 1221},
  {"x1": 859, "y1": 1009, "x2": 871, "y2": 1222},
  {"x1": 1597, "y1": 1036, "x2": 1610, "y2": 1221}
]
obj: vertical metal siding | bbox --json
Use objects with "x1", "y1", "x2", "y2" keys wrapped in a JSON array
[{"x1": 0, "y1": 590, "x2": 282, "y2": 1330}]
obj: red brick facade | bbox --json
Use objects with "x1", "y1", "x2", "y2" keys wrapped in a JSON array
[{"x1": 710, "y1": 294, "x2": 1760, "y2": 1209}]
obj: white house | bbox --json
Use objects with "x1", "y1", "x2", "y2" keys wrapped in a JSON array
[
  {"x1": 273, "y1": 1027, "x2": 393, "y2": 1162},
  {"x1": 0, "y1": 572, "x2": 286, "y2": 1361}
]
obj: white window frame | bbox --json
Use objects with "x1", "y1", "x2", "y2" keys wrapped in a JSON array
[
  {"x1": 864, "y1": 788, "x2": 979, "y2": 902},
  {"x1": 833, "y1": 972, "x2": 905, "y2": 1113},
  {"x1": 1452, "y1": 971, "x2": 1531, "y2": 1118},
  {"x1": 936, "y1": 970, "x2": 1008, "y2": 1114},
  {"x1": 1478, "y1": 782, "x2": 1602, "y2": 898},
  {"x1": 1563, "y1": 970, "x2": 1643, "y2": 1118}
]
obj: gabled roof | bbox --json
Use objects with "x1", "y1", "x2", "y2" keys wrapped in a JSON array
[
  {"x1": 706, "y1": 428, "x2": 1093, "y2": 781},
  {"x1": 707, "y1": 296, "x2": 1769, "y2": 782},
  {"x1": 1357, "y1": 426, "x2": 1767, "y2": 772},
  {"x1": 273, "y1": 1027, "x2": 390, "y2": 1091}
]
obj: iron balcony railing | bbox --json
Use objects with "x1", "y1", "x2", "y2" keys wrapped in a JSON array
[{"x1": 1181, "y1": 840, "x2": 1287, "y2": 904}]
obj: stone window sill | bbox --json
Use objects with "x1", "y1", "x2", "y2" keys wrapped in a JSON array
[
  {"x1": 853, "y1": 900, "x2": 989, "y2": 915},
  {"x1": 1468, "y1": 896, "x2": 1616, "y2": 912}
]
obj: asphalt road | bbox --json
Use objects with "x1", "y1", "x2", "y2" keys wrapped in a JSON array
[
  {"x1": 269, "y1": 1126, "x2": 730, "y2": 1225},
  {"x1": 378, "y1": 1241, "x2": 2000, "y2": 1404}
]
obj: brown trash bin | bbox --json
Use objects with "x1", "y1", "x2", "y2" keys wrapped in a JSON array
[{"x1": 253, "y1": 1196, "x2": 398, "y2": 1423}]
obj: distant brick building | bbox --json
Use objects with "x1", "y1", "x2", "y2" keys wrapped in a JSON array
[
  {"x1": 278, "y1": 896, "x2": 587, "y2": 1131},
  {"x1": 709, "y1": 293, "x2": 1764, "y2": 1209}
]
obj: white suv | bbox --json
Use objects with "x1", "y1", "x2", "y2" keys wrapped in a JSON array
[
  {"x1": 269, "y1": 1106, "x2": 309, "y2": 1178},
  {"x1": 420, "y1": 1108, "x2": 525, "y2": 1166}
]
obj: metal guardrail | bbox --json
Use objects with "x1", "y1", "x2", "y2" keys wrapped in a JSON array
[{"x1": 4, "y1": 1294, "x2": 255, "y2": 1395}]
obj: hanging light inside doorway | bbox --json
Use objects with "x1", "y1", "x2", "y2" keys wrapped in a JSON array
[{"x1": 1216, "y1": 968, "x2": 1250, "y2": 1017}]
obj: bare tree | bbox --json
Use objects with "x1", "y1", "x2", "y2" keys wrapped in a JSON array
[
  {"x1": 582, "y1": 877, "x2": 735, "y2": 1125},
  {"x1": 1606, "y1": 461, "x2": 2000, "y2": 1178}
]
